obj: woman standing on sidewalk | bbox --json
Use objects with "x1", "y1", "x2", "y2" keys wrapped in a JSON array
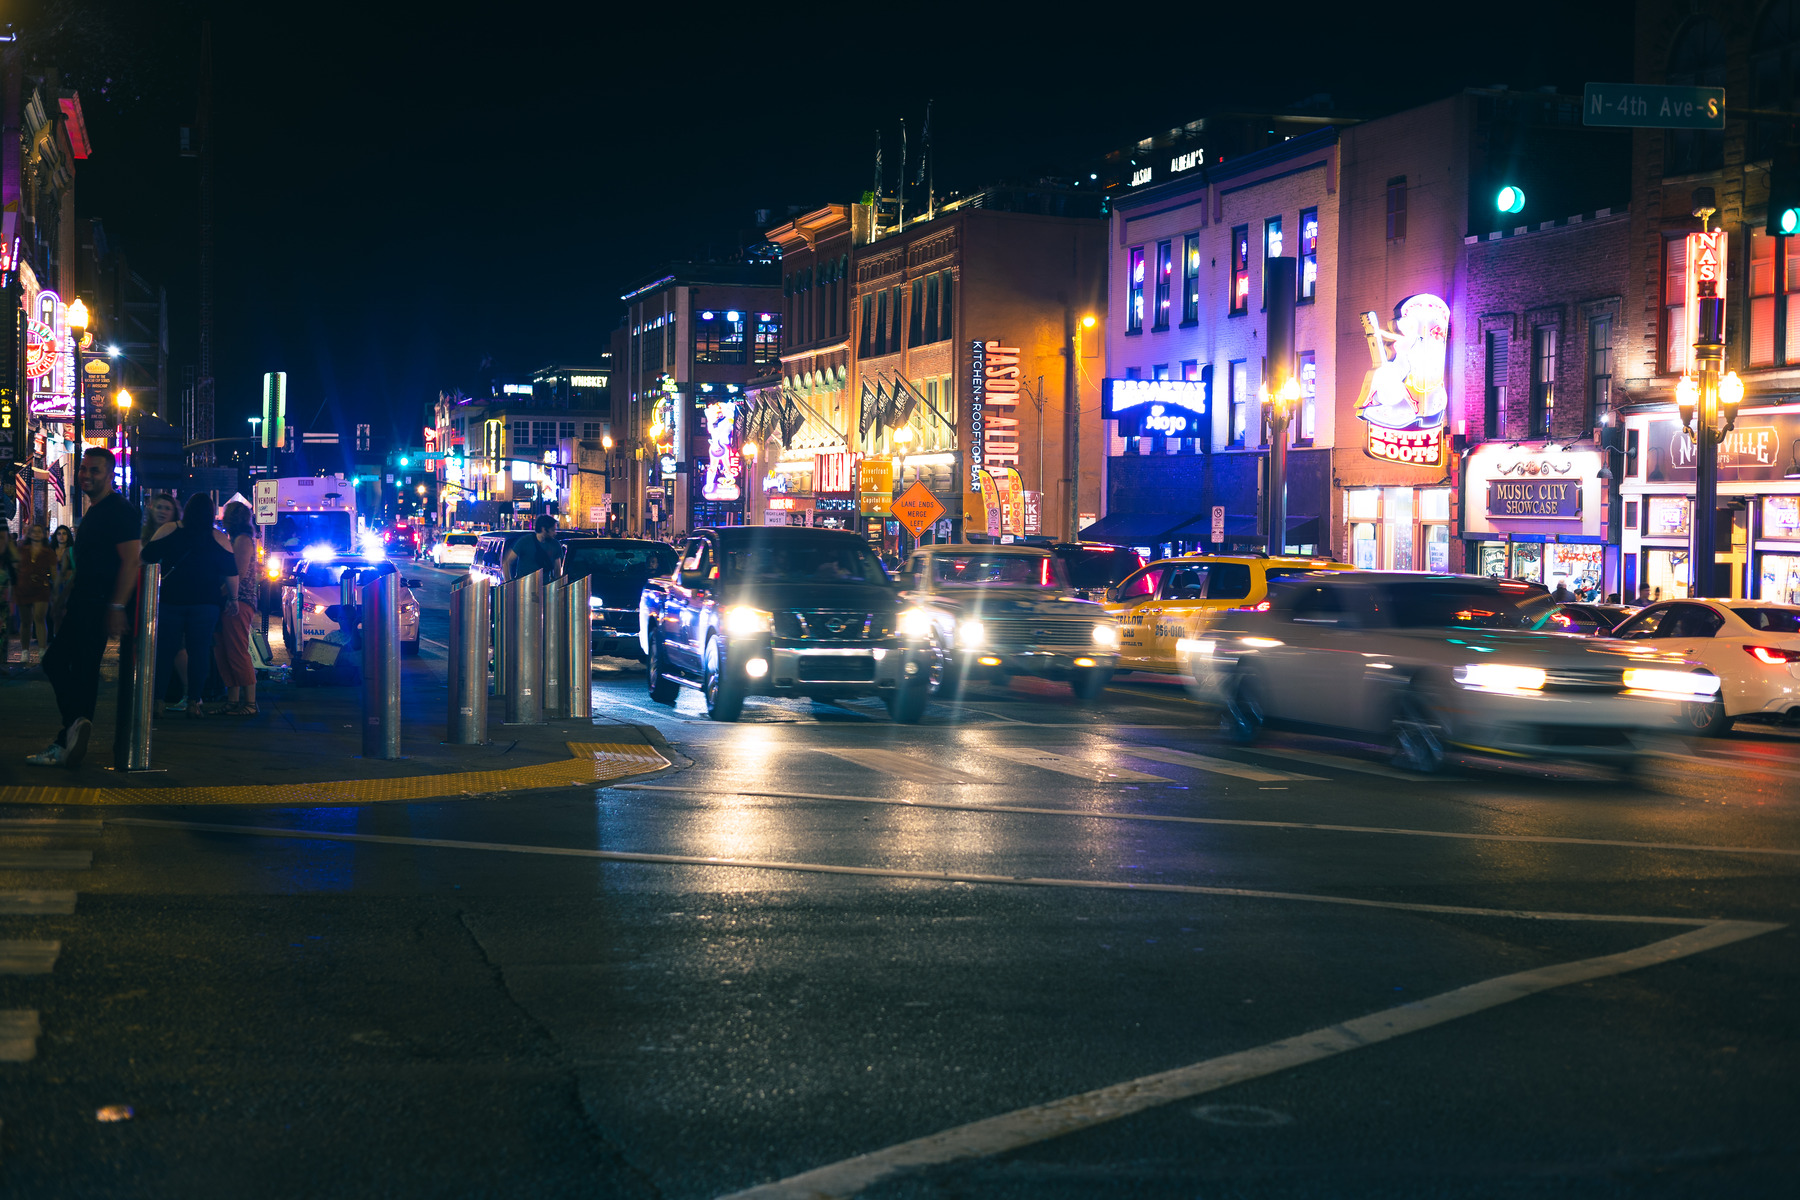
[
  {"x1": 141, "y1": 494, "x2": 176, "y2": 545},
  {"x1": 50, "y1": 526, "x2": 74, "y2": 629},
  {"x1": 13, "y1": 524, "x2": 56, "y2": 665},
  {"x1": 140, "y1": 494, "x2": 239, "y2": 720},
  {"x1": 0, "y1": 523, "x2": 17, "y2": 670},
  {"x1": 214, "y1": 500, "x2": 259, "y2": 714}
]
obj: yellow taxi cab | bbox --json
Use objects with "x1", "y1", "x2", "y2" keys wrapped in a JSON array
[{"x1": 1101, "y1": 553, "x2": 1356, "y2": 673}]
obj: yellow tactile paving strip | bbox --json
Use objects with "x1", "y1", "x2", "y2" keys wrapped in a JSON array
[{"x1": 0, "y1": 742, "x2": 669, "y2": 808}]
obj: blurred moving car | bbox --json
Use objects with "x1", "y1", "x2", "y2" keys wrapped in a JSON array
[
  {"x1": 431, "y1": 531, "x2": 479, "y2": 569},
  {"x1": 1606, "y1": 599, "x2": 1800, "y2": 734},
  {"x1": 1523, "y1": 598, "x2": 1637, "y2": 635},
  {"x1": 383, "y1": 525, "x2": 420, "y2": 559},
  {"x1": 280, "y1": 558, "x2": 423, "y2": 657},
  {"x1": 1186, "y1": 573, "x2": 1718, "y2": 772},
  {"x1": 1051, "y1": 542, "x2": 1147, "y2": 600},
  {"x1": 556, "y1": 537, "x2": 678, "y2": 658},
  {"x1": 897, "y1": 543, "x2": 1119, "y2": 700},
  {"x1": 1103, "y1": 553, "x2": 1356, "y2": 674}
]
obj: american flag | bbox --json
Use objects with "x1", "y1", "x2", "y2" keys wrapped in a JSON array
[
  {"x1": 46, "y1": 461, "x2": 64, "y2": 507},
  {"x1": 13, "y1": 463, "x2": 30, "y2": 519}
]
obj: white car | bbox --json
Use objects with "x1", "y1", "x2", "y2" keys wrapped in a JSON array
[
  {"x1": 282, "y1": 558, "x2": 422, "y2": 657},
  {"x1": 1606, "y1": 599, "x2": 1800, "y2": 734},
  {"x1": 431, "y1": 531, "x2": 479, "y2": 568}
]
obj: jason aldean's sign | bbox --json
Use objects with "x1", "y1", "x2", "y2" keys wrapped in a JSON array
[
  {"x1": 1487, "y1": 479, "x2": 1581, "y2": 519},
  {"x1": 1355, "y1": 293, "x2": 1449, "y2": 468},
  {"x1": 969, "y1": 340, "x2": 1022, "y2": 492}
]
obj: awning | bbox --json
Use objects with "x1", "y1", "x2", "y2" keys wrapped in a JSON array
[
  {"x1": 1078, "y1": 511, "x2": 1197, "y2": 543},
  {"x1": 1160, "y1": 514, "x2": 1319, "y2": 545}
]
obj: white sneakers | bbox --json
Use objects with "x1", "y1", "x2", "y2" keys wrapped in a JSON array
[{"x1": 25, "y1": 717, "x2": 90, "y2": 770}]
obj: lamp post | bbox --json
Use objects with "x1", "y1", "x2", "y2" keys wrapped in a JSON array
[
  {"x1": 602, "y1": 434, "x2": 615, "y2": 533},
  {"x1": 1261, "y1": 376, "x2": 1303, "y2": 554},
  {"x1": 114, "y1": 389, "x2": 133, "y2": 502},
  {"x1": 1675, "y1": 347, "x2": 1744, "y2": 598},
  {"x1": 1262, "y1": 256, "x2": 1298, "y2": 554},
  {"x1": 1066, "y1": 312, "x2": 1097, "y2": 540},
  {"x1": 66, "y1": 297, "x2": 89, "y2": 517}
]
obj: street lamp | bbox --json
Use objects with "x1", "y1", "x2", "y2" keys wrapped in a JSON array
[
  {"x1": 114, "y1": 390, "x2": 134, "y2": 498},
  {"x1": 1677, "y1": 283, "x2": 1744, "y2": 597},
  {"x1": 1261, "y1": 375, "x2": 1303, "y2": 554}
]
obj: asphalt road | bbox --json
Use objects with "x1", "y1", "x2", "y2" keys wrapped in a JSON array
[{"x1": 3, "y1": 563, "x2": 1798, "y2": 1197}]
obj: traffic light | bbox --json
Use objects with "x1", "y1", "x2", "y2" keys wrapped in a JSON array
[
  {"x1": 1767, "y1": 145, "x2": 1800, "y2": 236},
  {"x1": 1496, "y1": 185, "x2": 1526, "y2": 215}
]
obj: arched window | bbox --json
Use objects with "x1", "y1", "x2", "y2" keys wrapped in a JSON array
[
  {"x1": 1666, "y1": 17, "x2": 1726, "y2": 175},
  {"x1": 1753, "y1": 0, "x2": 1800, "y2": 160}
]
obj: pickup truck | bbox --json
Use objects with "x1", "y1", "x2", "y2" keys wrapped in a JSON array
[{"x1": 639, "y1": 526, "x2": 929, "y2": 721}]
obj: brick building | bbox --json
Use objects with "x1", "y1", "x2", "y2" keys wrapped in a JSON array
[{"x1": 1616, "y1": 0, "x2": 1800, "y2": 603}]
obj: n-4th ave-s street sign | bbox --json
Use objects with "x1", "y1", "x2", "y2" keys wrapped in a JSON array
[{"x1": 1584, "y1": 83, "x2": 1725, "y2": 130}]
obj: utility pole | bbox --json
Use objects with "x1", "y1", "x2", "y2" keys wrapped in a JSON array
[{"x1": 1263, "y1": 257, "x2": 1298, "y2": 554}]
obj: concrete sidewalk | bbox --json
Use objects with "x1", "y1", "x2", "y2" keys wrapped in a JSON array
[{"x1": 0, "y1": 643, "x2": 674, "y2": 806}]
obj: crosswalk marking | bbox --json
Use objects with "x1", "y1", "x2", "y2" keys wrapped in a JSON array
[
  {"x1": 1111, "y1": 745, "x2": 1323, "y2": 782},
  {"x1": 0, "y1": 941, "x2": 60, "y2": 976},
  {"x1": 984, "y1": 745, "x2": 1174, "y2": 784},
  {"x1": 812, "y1": 748, "x2": 986, "y2": 785},
  {"x1": 0, "y1": 849, "x2": 92, "y2": 870},
  {"x1": 0, "y1": 891, "x2": 76, "y2": 915},
  {"x1": 1240, "y1": 746, "x2": 1420, "y2": 780},
  {"x1": 0, "y1": 1010, "x2": 40, "y2": 1062}
]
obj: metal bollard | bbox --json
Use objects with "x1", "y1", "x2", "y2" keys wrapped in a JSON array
[
  {"x1": 492, "y1": 572, "x2": 510, "y2": 697},
  {"x1": 543, "y1": 576, "x2": 567, "y2": 718},
  {"x1": 565, "y1": 573, "x2": 591, "y2": 720},
  {"x1": 446, "y1": 575, "x2": 489, "y2": 744},
  {"x1": 339, "y1": 566, "x2": 359, "y2": 643},
  {"x1": 502, "y1": 570, "x2": 543, "y2": 724},
  {"x1": 361, "y1": 572, "x2": 402, "y2": 759},
  {"x1": 126, "y1": 563, "x2": 161, "y2": 771}
]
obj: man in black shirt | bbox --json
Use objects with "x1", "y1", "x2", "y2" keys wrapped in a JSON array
[
  {"x1": 502, "y1": 514, "x2": 560, "y2": 581},
  {"x1": 29, "y1": 448, "x2": 141, "y2": 769}
]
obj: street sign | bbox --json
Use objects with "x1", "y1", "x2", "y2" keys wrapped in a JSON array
[
  {"x1": 1583, "y1": 83, "x2": 1725, "y2": 130},
  {"x1": 1210, "y1": 505, "x2": 1225, "y2": 544},
  {"x1": 891, "y1": 481, "x2": 946, "y2": 539},
  {"x1": 255, "y1": 479, "x2": 278, "y2": 525}
]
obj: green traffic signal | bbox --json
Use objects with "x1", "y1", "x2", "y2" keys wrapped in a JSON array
[
  {"x1": 1496, "y1": 185, "x2": 1526, "y2": 215},
  {"x1": 1782, "y1": 208, "x2": 1799, "y2": 236}
]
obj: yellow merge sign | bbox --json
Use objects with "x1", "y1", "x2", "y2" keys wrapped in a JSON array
[{"x1": 890, "y1": 481, "x2": 946, "y2": 539}]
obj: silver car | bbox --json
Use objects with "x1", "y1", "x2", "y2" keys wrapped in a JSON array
[{"x1": 1184, "y1": 573, "x2": 1719, "y2": 772}]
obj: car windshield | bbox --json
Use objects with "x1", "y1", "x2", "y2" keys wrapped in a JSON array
[
  {"x1": 1385, "y1": 582, "x2": 1533, "y2": 630},
  {"x1": 1731, "y1": 607, "x2": 1800, "y2": 633},
  {"x1": 718, "y1": 535, "x2": 889, "y2": 584},
  {"x1": 931, "y1": 553, "x2": 1068, "y2": 588},
  {"x1": 299, "y1": 560, "x2": 397, "y2": 587},
  {"x1": 565, "y1": 543, "x2": 678, "y2": 580},
  {"x1": 268, "y1": 512, "x2": 354, "y2": 554},
  {"x1": 1061, "y1": 547, "x2": 1143, "y2": 588}
]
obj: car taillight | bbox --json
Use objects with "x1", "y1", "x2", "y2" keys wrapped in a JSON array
[
  {"x1": 1744, "y1": 645, "x2": 1800, "y2": 665},
  {"x1": 1230, "y1": 600, "x2": 1272, "y2": 613},
  {"x1": 1550, "y1": 613, "x2": 1575, "y2": 628}
]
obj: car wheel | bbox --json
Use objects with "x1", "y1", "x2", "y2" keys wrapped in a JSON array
[
  {"x1": 1679, "y1": 694, "x2": 1731, "y2": 737},
  {"x1": 1071, "y1": 667, "x2": 1113, "y2": 702},
  {"x1": 1220, "y1": 670, "x2": 1266, "y2": 744},
  {"x1": 401, "y1": 639, "x2": 420, "y2": 658},
  {"x1": 886, "y1": 678, "x2": 928, "y2": 724},
  {"x1": 928, "y1": 637, "x2": 961, "y2": 698},
  {"x1": 1390, "y1": 687, "x2": 1449, "y2": 773},
  {"x1": 702, "y1": 637, "x2": 744, "y2": 722},
  {"x1": 646, "y1": 637, "x2": 679, "y2": 706}
]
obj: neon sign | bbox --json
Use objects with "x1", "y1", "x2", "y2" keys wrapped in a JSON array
[
  {"x1": 970, "y1": 340, "x2": 1021, "y2": 493},
  {"x1": 700, "y1": 400, "x2": 741, "y2": 501},
  {"x1": 1355, "y1": 294, "x2": 1449, "y2": 468},
  {"x1": 1677, "y1": 230, "x2": 1727, "y2": 375},
  {"x1": 1102, "y1": 377, "x2": 1207, "y2": 437}
]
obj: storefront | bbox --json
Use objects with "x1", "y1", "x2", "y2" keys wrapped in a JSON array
[
  {"x1": 1621, "y1": 403, "x2": 1800, "y2": 602},
  {"x1": 1459, "y1": 442, "x2": 1611, "y2": 597}
]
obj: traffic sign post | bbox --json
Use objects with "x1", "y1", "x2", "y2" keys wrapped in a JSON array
[
  {"x1": 1210, "y1": 505, "x2": 1225, "y2": 546},
  {"x1": 1583, "y1": 83, "x2": 1725, "y2": 130},
  {"x1": 254, "y1": 479, "x2": 278, "y2": 526},
  {"x1": 891, "y1": 481, "x2": 947, "y2": 540}
]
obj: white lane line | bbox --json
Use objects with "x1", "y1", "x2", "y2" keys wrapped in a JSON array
[
  {"x1": 0, "y1": 819, "x2": 102, "y2": 835},
  {"x1": 0, "y1": 1010, "x2": 41, "y2": 1062},
  {"x1": 619, "y1": 783, "x2": 1800, "y2": 858},
  {"x1": 1239, "y1": 746, "x2": 1421, "y2": 780},
  {"x1": 104, "y1": 817, "x2": 1726, "y2": 924},
  {"x1": 717, "y1": 918, "x2": 1782, "y2": 1200},
  {"x1": 985, "y1": 745, "x2": 1174, "y2": 784},
  {"x1": 1110, "y1": 745, "x2": 1322, "y2": 782},
  {"x1": 0, "y1": 941, "x2": 60, "y2": 975},
  {"x1": 0, "y1": 849, "x2": 92, "y2": 870},
  {"x1": 420, "y1": 637, "x2": 449, "y2": 652},
  {"x1": 812, "y1": 748, "x2": 986, "y2": 786},
  {"x1": 0, "y1": 891, "x2": 77, "y2": 915}
]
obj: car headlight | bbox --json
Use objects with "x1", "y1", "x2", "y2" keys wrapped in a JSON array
[
  {"x1": 897, "y1": 608, "x2": 932, "y2": 638},
  {"x1": 265, "y1": 561, "x2": 283, "y2": 581},
  {"x1": 589, "y1": 595, "x2": 603, "y2": 610},
  {"x1": 957, "y1": 619, "x2": 986, "y2": 649},
  {"x1": 1622, "y1": 668, "x2": 1719, "y2": 696},
  {"x1": 1454, "y1": 663, "x2": 1546, "y2": 692},
  {"x1": 1091, "y1": 623, "x2": 1118, "y2": 647},
  {"x1": 723, "y1": 605, "x2": 772, "y2": 637}
]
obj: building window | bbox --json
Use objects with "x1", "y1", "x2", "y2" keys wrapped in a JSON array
[
  {"x1": 695, "y1": 309, "x2": 746, "y2": 365},
  {"x1": 1753, "y1": 2, "x2": 1800, "y2": 160},
  {"x1": 1127, "y1": 247, "x2": 1145, "y2": 333},
  {"x1": 1386, "y1": 177, "x2": 1407, "y2": 241},
  {"x1": 1588, "y1": 316, "x2": 1612, "y2": 425},
  {"x1": 924, "y1": 272, "x2": 940, "y2": 345},
  {"x1": 666, "y1": 314, "x2": 676, "y2": 367},
  {"x1": 860, "y1": 294, "x2": 875, "y2": 357},
  {"x1": 874, "y1": 290, "x2": 889, "y2": 356},
  {"x1": 1663, "y1": 238, "x2": 1687, "y2": 374},
  {"x1": 535, "y1": 420, "x2": 557, "y2": 446},
  {"x1": 1180, "y1": 359, "x2": 1199, "y2": 381},
  {"x1": 582, "y1": 422, "x2": 601, "y2": 441},
  {"x1": 938, "y1": 271, "x2": 953, "y2": 342},
  {"x1": 1228, "y1": 359, "x2": 1249, "y2": 447},
  {"x1": 1229, "y1": 226, "x2": 1250, "y2": 315},
  {"x1": 1262, "y1": 217, "x2": 1282, "y2": 307},
  {"x1": 890, "y1": 284, "x2": 905, "y2": 351},
  {"x1": 754, "y1": 312, "x2": 782, "y2": 365},
  {"x1": 909, "y1": 277, "x2": 925, "y2": 347},
  {"x1": 1751, "y1": 229, "x2": 1778, "y2": 367},
  {"x1": 1485, "y1": 331, "x2": 1509, "y2": 438},
  {"x1": 1295, "y1": 350, "x2": 1316, "y2": 444},
  {"x1": 1298, "y1": 208, "x2": 1319, "y2": 301},
  {"x1": 1531, "y1": 327, "x2": 1557, "y2": 437},
  {"x1": 1666, "y1": 18, "x2": 1726, "y2": 175},
  {"x1": 1153, "y1": 240, "x2": 1173, "y2": 330},
  {"x1": 559, "y1": 421, "x2": 575, "y2": 441},
  {"x1": 1152, "y1": 363, "x2": 1169, "y2": 380},
  {"x1": 1182, "y1": 233, "x2": 1200, "y2": 324}
]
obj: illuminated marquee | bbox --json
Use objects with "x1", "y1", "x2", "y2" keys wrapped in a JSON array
[
  {"x1": 969, "y1": 340, "x2": 1024, "y2": 492},
  {"x1": 1355, "y1": 294, "x2": 1449, "y2": 468},
  {"x1": 1101, "y1": 377, "x2": 1207, "y2": 437},
  {"x1": 700, "y1": 400, "x2": 741, "y2": 502}
]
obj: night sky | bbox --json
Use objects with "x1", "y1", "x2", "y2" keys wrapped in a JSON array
[{"x1": 23, "y1": 0, "x2": 1631, "y2": 448}]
